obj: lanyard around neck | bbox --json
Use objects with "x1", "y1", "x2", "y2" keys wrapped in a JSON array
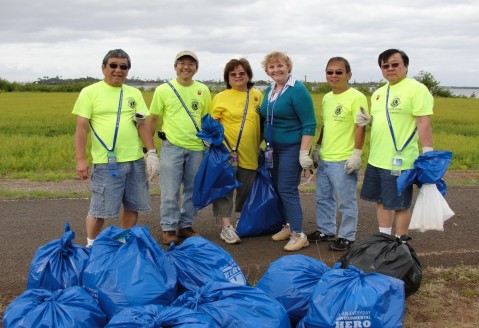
[
  {"x1": 224, "y1": 89, "x2": 250, "y2": 152},
  {"x1": 265, "y1": 76, "x2": 290, "y2": 144},
  {"x1": 90, "y1": 88, "x2": 123, "y2": 152},
  {"x1": 167, "y1": 81, "x2": 201, "y2": 132},
  {"x1": 385, "y1": 85, "x2": 417, "y2": 152}
]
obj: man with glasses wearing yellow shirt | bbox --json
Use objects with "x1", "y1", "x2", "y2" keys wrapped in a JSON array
[
  {"x1": 360, "y1": 48, "x2": 433, "y2": 240},
  {"x1": 149, "y1": 50, "x2": 211, "y2": 245},
  {"x1": 73, "y1": 49, "x2": 158, "y2": 247},
  {"x1": 307, "y1": 57, "x2": 368, "y2": 251}
]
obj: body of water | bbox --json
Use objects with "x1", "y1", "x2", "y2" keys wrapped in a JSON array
[
  {"x1": 445, "y1": 87, "x2": 478, "y2": 98},
  {"x1": 132, "y1": 83, "x2": 478, "y2": 98}
]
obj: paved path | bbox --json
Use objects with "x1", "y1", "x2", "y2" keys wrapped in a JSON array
[{"x1": 1, "y1": 186, "x2": 478, "y2": 305}]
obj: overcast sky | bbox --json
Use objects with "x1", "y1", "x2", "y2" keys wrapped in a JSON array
[{"x1": 1, "y1": 0, "x2": 478, "y2": 87}]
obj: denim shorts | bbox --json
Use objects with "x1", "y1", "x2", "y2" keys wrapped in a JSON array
[
  {"x1": 88, "y1": 159, "x2": 150, "y2": 218},
  {"x1": 360, "y1": 163, "x2": 412, "y2": 210}
]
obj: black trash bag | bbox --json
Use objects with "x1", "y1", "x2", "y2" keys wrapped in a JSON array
[{"x1": 338, "y1": 233, "x2": 422, "y2": 296}]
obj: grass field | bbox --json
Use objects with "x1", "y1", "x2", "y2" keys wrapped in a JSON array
[{"x1": 0, "y1": 91, "x2": 478, "y2": 180}]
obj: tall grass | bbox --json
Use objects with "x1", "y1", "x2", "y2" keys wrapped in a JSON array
[{"x1": 0, "y1": 92, "x2": 477, "y2": 180}]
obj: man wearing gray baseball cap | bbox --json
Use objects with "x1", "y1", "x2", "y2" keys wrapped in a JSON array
[{"x1": 149, "y1": 50, "x2": 211, "y2": 245}]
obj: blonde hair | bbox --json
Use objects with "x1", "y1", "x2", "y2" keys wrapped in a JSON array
[{"x1": 261, "y1": 51, "x2": 293, "y2": 74}]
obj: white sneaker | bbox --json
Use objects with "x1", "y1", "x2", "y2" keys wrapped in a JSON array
[
  {"x1": 284, "y1": 232, "x2": 310, "y2": 251},
  {"x1": 220, "y1": 225, "x2": 241, "y2": 244},
  {"x1": 272, "y1": 224, "x2": 291, "y2": 241}
]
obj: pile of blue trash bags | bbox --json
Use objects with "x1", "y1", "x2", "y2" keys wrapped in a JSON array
[{"x1": 3, "y1": 222, "x2": 416, "y2": 327}]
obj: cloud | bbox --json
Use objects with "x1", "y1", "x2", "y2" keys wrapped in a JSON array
[{"x1": 1, "y1": 0, "x2": 478, "y2": 86}]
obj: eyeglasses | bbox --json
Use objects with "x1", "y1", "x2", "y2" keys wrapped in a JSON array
[
  {"x1": 381, "y1": 62, "x2": 401, "y2": 70},
  {"x1": 177, "y1": 61, "x2": 196, "y2": 68},
  {"x1": 326, "y1": 70, "x2": 344, "y2": 76},
  {"x1": 108, "y1": 63, "x2": 129, "y2": 70},
  {"x1": 229, "y1": 71, "x2": 247, "y2": 78}
]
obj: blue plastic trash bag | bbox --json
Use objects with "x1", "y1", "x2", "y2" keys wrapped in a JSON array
[
  {"x1": 172, "y1": 281, "x2": 290, "y2": 328},
  {"x1": 27, "y1": 221, "x2": 90, "y2": 291},
  {"x1": 82, "y1": 225, "x2": 177, "y2": 319},
  {"x1": 256, "y1": 255, "x2": 329, "y2": 326},
  {"x1": 106, "y1": 304, "x2": 215, "y2": 327},
  {"x1": 397, "y1": 150, "x2": 453, "y2": 196},
  {"x1": 166, "y1": 236, "x2": 248, "y2": 292},
  {"x1": 2, "y1": 286, "x2": 106, "y2": 328},
  {"x1": 236, "y1": 154, "x2": 286, "y2": 237},
  {"x1": 193, "y1": 114, "x2": 241, "y2": 210},
  {"x1": 297, "y1": 263, "x2": 405, "y2": 328},
  {"x1": 196, "y1": 113, "x2": 224, "y2": 146},
  {"x1": 339, "y1": 233, "x2": 422, "y2": 297}
]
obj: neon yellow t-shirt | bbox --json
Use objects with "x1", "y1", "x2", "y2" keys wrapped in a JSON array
[
  {"x1": 368, "y1": 77, "x2": 434, "y2": 170},
  {"x1": 321, "y1": 88, "x2": 369, "y2": 161},
  {"x1": 210, "y1": 88, "x2": 264, "y2": 170},
  {"x1": 72, "y1": 81, "x2": 149, "y2": 163},
  {"x1": 149, "y1": 80, "x2": 211, "y2": 151}
]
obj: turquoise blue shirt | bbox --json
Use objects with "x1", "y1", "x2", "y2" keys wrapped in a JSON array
[{"x1": 260, "y1": 78, "x2": 316, "y2": 144}]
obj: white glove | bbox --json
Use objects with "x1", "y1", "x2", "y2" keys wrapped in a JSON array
[
  {"x1": 344, "y1": 148, "x2": 362, "y2": 174},
  {"x1": 146, "y1": 150, "x2": 160, "y2": 181},
  {"x1": 356, "y1": 107, "x2": 371, "y2": 127},
  {"x1": 312, "y1": 144, "x2": 320, "y2": 168},
  {"x1": 299, "y1": 150, "x2": 313, "y2": 169},
  {"x1": 422, "y1": 147, "x2": 433, "y2": 153},
  {"x1": 133, "y1": 112, "x2": 147, "y2": 128}
]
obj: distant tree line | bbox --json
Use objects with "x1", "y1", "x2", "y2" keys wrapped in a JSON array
[{"x1": 0, "y1": 72, "x2": 469, "y2": 98}]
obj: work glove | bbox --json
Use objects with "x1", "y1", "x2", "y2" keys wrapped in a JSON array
[
  {"x1": 422, "y1": 147, "x2": 433, "y2": 153},
  {"x1": 146, "y1": 150, "x2": 160, "y2": 181},
  {"x1": 299, "y1": 150, "x2": 313, "y2": 169},
  {"x1": 312, "y1": 144, "x2": 321, "y2": 168},
  {"x1": 344, "y1": 148, "x2": 362, "y2": 174},
  {"x1": 133, "y1": 112, "x2": 147, "y2": 128},
  {"x1": 356, "y1": 107, "x2": 371, "y2": 127}
]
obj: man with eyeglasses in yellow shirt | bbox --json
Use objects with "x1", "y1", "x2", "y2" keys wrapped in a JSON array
[
  {"x1": 73, "y1": 49, "x2": 158, "y2": 247},
  {"x1": 359, "y1": 48, "x2": 434, "y2": 241},
  {"x1": 149, "y1": 50, "x2": 211, "y2": 245},
  {"x1": 307, "y1": 57, "x2": 368, "y2": 251}
]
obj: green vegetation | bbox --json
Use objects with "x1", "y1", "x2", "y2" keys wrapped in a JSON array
[
  {"x1": 403, "y1": 265, "x2": 479, "y2": 327},
  {"x1": 414, "y1": 71, "x2": 453, "y2": 97},
  {"x1": 0, "y1": 92, "x2": 478, "y2": 180}
]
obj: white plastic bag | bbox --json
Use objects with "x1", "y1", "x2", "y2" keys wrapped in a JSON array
[{"x1": 410, "y1": 184, "x2": 455, "y2": 232}]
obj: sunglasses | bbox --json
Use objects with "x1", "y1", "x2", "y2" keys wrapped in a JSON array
[
  {"x1": 326, "y1": 70, "x2": 344, "y2": 76},
  {"x1": 108, "y1": 63, "x2": 129, "y2": 70},
  {"x1": 381, "y1": 62, "x2": 401, "y2": 70},
  {"x1": 229, "y1": 71, "x2": 247, "y2": 78}
]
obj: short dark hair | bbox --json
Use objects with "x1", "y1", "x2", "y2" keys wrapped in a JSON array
[
  {"x1": 223, "y1": 58, "x2": 255, "y2": 89},
  {"x1": 102, "y1": 49, "x2": 131, "y2": 69},
  {"x1": 378, "y1": 49, "x2": 409, "y2": 67},
  {"x1": 326, "y1": 57, "x2": 351, "y2": 73}
]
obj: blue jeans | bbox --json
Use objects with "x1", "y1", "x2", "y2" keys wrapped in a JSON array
[
  {"x1": 159, "y1": 140, "x2": 203, "y2": 231},
  {"x1": 315, "y1": 160, "x2": 358, "y2": 241},
  {"x1": 89, "y1": 159, "x2": 150, "y2": 218},
  {"x1": 271, "y1": 142, "x2": 303, "y2": 233}
]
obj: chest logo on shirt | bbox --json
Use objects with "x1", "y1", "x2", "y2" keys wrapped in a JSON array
[
  {"x1": 127, "y1": 98, "x2": 137, "y2": 109},
  {"x1": 191, "y1": 100, "x2": 199, "y2": 111},
  {"x1": 197, "y1": 90, "x2": 202, "y2": 96},
  {"x1": 335, "y1": 105, "x2": 343, "y2": 116},
  {"x1": 390, "y1": 97, "x2": 401, "y2": 108}
]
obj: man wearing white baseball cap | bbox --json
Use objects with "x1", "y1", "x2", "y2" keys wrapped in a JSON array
[{"x1": 149, "y1": 50, "x2": 211, "y2": 245}]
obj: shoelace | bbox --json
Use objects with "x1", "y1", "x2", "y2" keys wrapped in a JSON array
[
  {"x1": 287, "y1": 233, "x2": 302, "y2": 244},
  {"x1": 223, "y1": 226, "x2": 237, "y2": 238}
]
